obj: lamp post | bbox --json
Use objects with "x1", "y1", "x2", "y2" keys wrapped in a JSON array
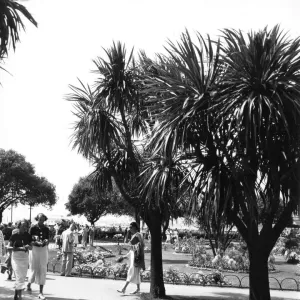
[{"x1": 29, "y1": 204, "x2": 32, "y2": 223}]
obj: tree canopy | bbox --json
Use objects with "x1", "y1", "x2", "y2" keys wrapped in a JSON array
[
  {"x1": 68, "y1": 26, "x2": 300, "y2": 300},
  {"x1": 66, "y1": 175, "x2": 132, "y2": 225},
  {"x1": 140, "y1": 26, "x2": 300, "y2": 300},
  {"x1": 0, "y1": 149, "x2": 57, "y2": 222}
]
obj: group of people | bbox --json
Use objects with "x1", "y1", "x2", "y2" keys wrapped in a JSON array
[
  {"x1": 165, "y1": 228, "x2": 179, "y2": 244},
  {"x1": 0, "y1": 213, "x2": 49, "y2": 300},
  {"x1": 54, "y1": 223, "x2": 95, "y2": 248},
  {"x1": 0, "y1": 218, "x2": 146, "y2": 297},
  {"x1": 0, "y1": 214, "x2": 82, "y2": 300}
]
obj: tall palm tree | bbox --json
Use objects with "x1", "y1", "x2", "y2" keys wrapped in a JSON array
[
  {"x1": 215, "y1": 26, "x2": 300, "y2": 300},
  {"x1": 141, "y1": 26, "x2": 300, "y2": 300},
  {"x1": 0, "y1": 0, "x2": 37, "y2": 73},
  {"x1": 68, "y1": 42, "x2": 169, "y2": 298}
]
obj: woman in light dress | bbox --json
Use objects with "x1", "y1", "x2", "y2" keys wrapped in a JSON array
[
  {"x1": 117, "y1": 222, "x2": 145, "y2": 295},
  {"x1": 27, "y1": 213, "x2": 50, "y2": 300},
  {"x1": 8, "y1": 219, "x2": 32, "y2": 300},
  {"x1": 0, "y1": 229, "x2": 5, "y2": 263},
  {"x1": 166, "y1": 229, "x2": 171, "y2": 243}
]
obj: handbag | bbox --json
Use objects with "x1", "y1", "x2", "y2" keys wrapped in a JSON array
[
  {"x1": 133, "y1": 243, "x2": 142, "y2": 266},
  {"x1": 1, "y1": 264, "x2": 8, "y2": 274}
]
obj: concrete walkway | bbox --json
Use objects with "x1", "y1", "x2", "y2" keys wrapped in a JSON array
[{"x1": 0, "y1": 273, "x2": 299, "y2": 300}]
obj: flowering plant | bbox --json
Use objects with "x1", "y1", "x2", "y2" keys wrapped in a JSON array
[{"x1": 285, "y1": 249, "x2": 300, "y2": 264}]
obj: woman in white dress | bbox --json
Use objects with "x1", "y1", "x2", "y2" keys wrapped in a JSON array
[
  {"x1": 8, "y1": 219, "x2": 32, "y2": 300},
  {"x1": 27, "y1": 213, "x2": 49, "y2": 300},
  {"x1": 117, "y1": 222, "x2": 145, "y2": 295}
]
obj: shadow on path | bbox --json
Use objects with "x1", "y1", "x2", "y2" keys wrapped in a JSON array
[
  {"x1": 0, "y1": 286, "x2": 38, "y2": 300},
  {"x1": 47, "y1": 298, "x2": 87, "y2": 300},
  {"x1": 169, "y1": 292, "x2": 295, "y2": 300},
  {"x1": 0, "y1": 286, "x2": 88, "y2": 300}
]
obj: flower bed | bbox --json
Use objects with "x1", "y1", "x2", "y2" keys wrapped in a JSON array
[
  {"x1": 52, "y1": 246, "x2": 115, "y2": 267},
  {"x1": 174, "y1": 237, "x2": 206, "y2": 254},
  {"x1": 189, "y1": 251, "x2": 276, "y2": 273}
]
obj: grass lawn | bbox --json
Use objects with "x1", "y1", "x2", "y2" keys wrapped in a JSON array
[{"x1": 47, "y1": 240, "x2": 300, "y2": 290}]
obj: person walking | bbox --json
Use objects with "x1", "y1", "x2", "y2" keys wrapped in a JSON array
[
  {"x1": 174, "y1": 228, "x2": 179, "y2": 243},
  {"x1": 89, "y1": 225, "x2": 95, "y2": 246},
  {"x1": 60, "y1": 222, "x2": 76, "y2": 277},
  {"x1": 8, "y1": 219, "x2": 32, "y2": 300},
  {"x1": 117, "y1": 222, "x2": 145, "y2": 295},
  {"x1": 74, "y1": 227, "x2": 79, "y2": 247},
  {"x1": 27, "y1": 213, "x2": 50, "y2": 300},
  {"x1": 82, "y1": 225, "x2": 89, "y2": 247}
]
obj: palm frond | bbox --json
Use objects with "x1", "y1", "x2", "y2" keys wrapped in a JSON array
[
  {"x1": 0, "y1": 0, "x2": 37, "y2": 58},
  {"x1": 66, "y1": 80, "x2": 125, "y2": 158}
]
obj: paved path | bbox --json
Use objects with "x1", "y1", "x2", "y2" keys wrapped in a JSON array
[{"x1": 0, "y1": 273, "x2": 299, "y2": 300}]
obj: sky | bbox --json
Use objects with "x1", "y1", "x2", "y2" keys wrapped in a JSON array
[{"x1": 1, "y1": 0, "x2": 300, "y2": 224}]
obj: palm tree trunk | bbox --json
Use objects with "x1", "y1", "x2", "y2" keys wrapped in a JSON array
[
  {"x1": 162, "y1": 218, "x2": 170, "y2": 242},
  {"x1": 248, "y1": 247, "x2": 270, "y2": 300},
  {"x1": 147, "y1": 211, "x2": 166, "y2": 298}
]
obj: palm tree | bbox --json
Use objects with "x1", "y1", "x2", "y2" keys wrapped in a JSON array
[
  {"x1": 68, "y1": 42, "x2": 170, "y2": 298},
  {"x1": 214, "y1": 26, "x2": 300, "y2": 300},
  {"x1": 0, "y1": 0, "x2": 37, "y2": 73},
  {"x1": 141, "y1": 26, "x2": 300, "y2": 300}
]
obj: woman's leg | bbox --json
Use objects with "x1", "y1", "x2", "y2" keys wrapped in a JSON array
[
  {"x1": 14, "y1": 289, "x2": 18, "y2": 300},
  {"x1": 118, "y1": 281, "x2": 129, "y2": 293},
  {"x1": 38, "y1": 285, "x2": 46, "y2": 299},
  {"x1": 130, "y1": 284, "x2": 140, "y2": 294}
]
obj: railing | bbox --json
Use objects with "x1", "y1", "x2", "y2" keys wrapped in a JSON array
[{"x1": 47, "y1": 262, "x2": 300, "y2": 291}]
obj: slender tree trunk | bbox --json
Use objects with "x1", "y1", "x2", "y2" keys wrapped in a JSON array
[
  {"x1": 135, "y1": 207, "x2": 140, "y2": 227},
  {"x1": 162, "y1": 219, "x2": 170, "y2": 242},
  {"x1": 248, "y1": 246, "x2": 270, "y2": 300},
  {"x1": 147, "y1": 211, "x2": 166, "y2": 298}
]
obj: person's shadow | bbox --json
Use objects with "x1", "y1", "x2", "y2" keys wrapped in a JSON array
[{"x1": 0, "y1": 286, "x2": 87, "y2": 300}]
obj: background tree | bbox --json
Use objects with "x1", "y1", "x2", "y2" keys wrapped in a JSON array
[
  {"x1": 66, "y1": 175, "x2": 131, "y2": 225},
  {"x1": 141, "y1": 27, "x2": 300, "y2": 300},
  {"x1": 0, "y1": 149, "x2": 57, "y2": 222},
  {"x1": 184, "y1": 204, "x2": 235, "y2": 256},
  {"x1": 0, "y1": 0, "x2": 37, "y2": 74}
]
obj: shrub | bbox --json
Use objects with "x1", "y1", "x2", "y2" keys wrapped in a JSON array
[
  {"x1": 285, "y1": 239, "x2": 299, "y2": 250},
  {"x1": 285, "y1": 250, "x2": 300, "y2": 264}
]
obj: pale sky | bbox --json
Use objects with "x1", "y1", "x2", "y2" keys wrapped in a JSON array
[{"x1": 1, "y1": 0, "x2": 300, "y2": 223}]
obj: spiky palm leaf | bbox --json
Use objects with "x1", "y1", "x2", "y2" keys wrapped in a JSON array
[
  {"x1": 142, "y1": 30, "x2": 222, "y2": 158},
  {"x1": 140, "y1": 30, "x2": 226, "y2": 218},
  {"x1": 93, "y1": 41, "x2": 137, "y2": 114},
  {"x1": 0, "y1": 0, "x2": 37, "y2": 58},
  {"x1": 68, "y1": 42, "x2": 148, "y2": 208},
  {"x1": 217, "y1": 26, "x2": 300, "y2": 219},
  {"x1": 68, "y1": 80, "x2": 124, "y2": 158},
  {"x1": 217, "y1": 25, "x2": 300, "y2": 149}
]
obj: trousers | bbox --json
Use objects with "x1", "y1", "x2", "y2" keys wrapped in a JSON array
[{"x1": 60, "y1": 252, "x2": 73, "y2": 276}]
